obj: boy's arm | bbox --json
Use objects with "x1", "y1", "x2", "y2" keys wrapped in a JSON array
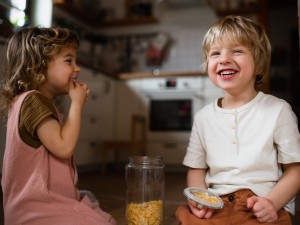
[
  {"x1": 187, "y1": 168, "x2": 207, "y2": 189},
  {"x1": 247, "y1": 162, "x2": 300, "y2": 223},
  {"x1": 187, "y1": 168, "x2": 215, "y2": 219},
  {"x1": 266, "y1": 162, "x2": 300, "y2": 211}
]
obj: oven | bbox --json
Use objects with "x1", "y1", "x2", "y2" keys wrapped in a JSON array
[{"x1": 140, "y1": 76, "x2": 206, "y2": 142}]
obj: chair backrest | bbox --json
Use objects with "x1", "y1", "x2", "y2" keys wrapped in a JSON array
[{"x1": 130, "y1": 114, "x2": 146, "y2": 155}]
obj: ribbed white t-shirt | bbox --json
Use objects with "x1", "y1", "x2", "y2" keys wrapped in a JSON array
[{"x1": 183, "y1": 92, "x2": 300, "y2": 214}]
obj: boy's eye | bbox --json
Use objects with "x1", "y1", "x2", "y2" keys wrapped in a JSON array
[
  {"x1": 209, "y1": 51, "x2": 219, "y2": 57},
  {"x1": 233, "y1": 49, "x2": 243, "y2": 53}
]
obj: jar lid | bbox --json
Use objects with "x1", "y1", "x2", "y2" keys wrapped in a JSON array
[
  {"x1": 183, "y1": 187, "x2": 224, "y2": 209},
  {"x1": 129, "y1": 156, "x2": 164, "y2": 165}
]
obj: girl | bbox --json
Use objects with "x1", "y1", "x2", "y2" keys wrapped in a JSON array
[
  {"x1": 176, "y1": 16, "x2": 300, "y2": 225},
  {"x1": 0, "y1": 27, "x2": 117, "y2": 225}
]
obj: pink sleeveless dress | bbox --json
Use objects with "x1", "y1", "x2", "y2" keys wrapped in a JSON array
[{"x1": 1, "y1": 91, "x2": 117, "y2": 225}]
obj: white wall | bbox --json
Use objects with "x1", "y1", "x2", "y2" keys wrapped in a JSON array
[
  {"x1": 106, "y1": 5, "x2": 221, "y2": 165},
  {"x1": 98, "y1": 4, "x2": 217, "y2": 74}
]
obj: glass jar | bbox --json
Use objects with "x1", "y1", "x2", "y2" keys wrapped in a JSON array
[{"x1": 125, "y1": 156, "x2": 165, "y2": 225}]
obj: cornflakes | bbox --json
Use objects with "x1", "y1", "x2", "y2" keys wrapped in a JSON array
[{"x1": 127, "y1": 200, "x2": 163, "y2": 225}]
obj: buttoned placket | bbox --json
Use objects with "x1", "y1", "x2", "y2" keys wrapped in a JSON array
[{"x1": 230, "y1": 110, "x2": 238, "y2": 152}]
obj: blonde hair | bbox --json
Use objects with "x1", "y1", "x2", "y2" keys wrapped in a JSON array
[
  {"x1": 0, "y1": 27, "x2": 79, "y2": 117},
  {"x1": 202, "y1": 15, "x2": 271, "y2": 91}
]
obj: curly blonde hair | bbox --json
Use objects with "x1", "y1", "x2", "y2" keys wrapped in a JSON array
[
  {"x1": 202, "y1": 15, "x2": 271, "y2": 91},
  {"x1": 0, "y1": 27, "x2": 79, "y2": 117}
]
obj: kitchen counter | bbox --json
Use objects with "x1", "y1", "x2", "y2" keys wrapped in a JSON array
[{"x1": 118, "y1": 70, "x2": 207, "y2": 79}]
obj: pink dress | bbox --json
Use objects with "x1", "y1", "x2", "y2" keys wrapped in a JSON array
[{"x1": 1, "y1": 91, "x2": 117, "y2": 225}]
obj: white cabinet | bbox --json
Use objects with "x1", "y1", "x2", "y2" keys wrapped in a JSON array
[
  {"x1": 146, "y1": 141, "x2": 188, "y2": 165},
  {"x1": 74, "y1": 67, "x2": 116, "y2": 166}
]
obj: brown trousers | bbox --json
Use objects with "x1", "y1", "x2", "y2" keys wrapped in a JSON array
[{"x1": 176, "y1": 189, "x2": 292, "y2": 225}]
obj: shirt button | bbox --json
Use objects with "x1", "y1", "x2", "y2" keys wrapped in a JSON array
[
  {"x1": 228, "y1": 194, "x2": 234, "y2": 202},
  {"x1": 231, "y1": 125, "x2": 236, "y2": 130},
  {"x1": 232, "y1": 139, "x2": 236, "y2": 144}
]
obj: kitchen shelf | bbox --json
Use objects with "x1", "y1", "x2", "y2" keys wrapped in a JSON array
[
  {"x1": 54, "y1": 3, "x2": 158, "y2": 28},
  {"x1": 97, "y1": 17, "x2": 158, "y2": 28},
  {"x1": 214, "y1": 8, "x2": 258, "y2": 17}
]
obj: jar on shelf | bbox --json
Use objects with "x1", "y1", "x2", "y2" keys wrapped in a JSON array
[{"x1": 125, "y1": 156, "x2": 165, "y2": 225}]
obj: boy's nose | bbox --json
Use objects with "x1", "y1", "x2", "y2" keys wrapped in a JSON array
[{"x1": 219, "y1": 53, "x2": 231, "y2": 64}]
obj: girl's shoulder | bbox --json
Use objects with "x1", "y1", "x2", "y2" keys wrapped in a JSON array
[
  {"x1": 22, "y1": 91, "x2": 58, "y2": 120},
  {"x1": 24, "y1": 91, "x2": 55, "y2": 108}
]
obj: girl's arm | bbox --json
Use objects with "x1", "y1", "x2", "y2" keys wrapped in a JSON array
[{"x1": 36, "y1": 82, "x2": 88, "y2": 159}]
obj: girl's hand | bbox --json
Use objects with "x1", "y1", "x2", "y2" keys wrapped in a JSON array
[
  {"x1": 247, "y1": 196, "x2": 278, "y2": 223},
  {"x1": 188, "y1": 199, "x2": 215, "y2": 219},
  {"x1": 69, "y1": 81, "x2": 89, "y2": 106}
]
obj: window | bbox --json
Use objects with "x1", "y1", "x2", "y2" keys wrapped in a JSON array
[{"x1": 9, "y1": 0, "x2": 27, "y2": 27}]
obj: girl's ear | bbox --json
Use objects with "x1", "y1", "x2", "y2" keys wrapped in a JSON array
[{"x1": 34, "y1": 73, "x2": 46, "y2": 85}]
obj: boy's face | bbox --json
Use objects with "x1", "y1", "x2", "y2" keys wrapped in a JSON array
[
  {"x1": 39, "y1": 47, "x2": 80, "y2": 99},
  {"x1": 206, "y1": 38, "x2": 256, "y2": 95}
]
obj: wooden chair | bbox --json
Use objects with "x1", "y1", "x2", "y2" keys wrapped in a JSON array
[{"x1": 100, "y1": 114, "x2": 146, "y2": 175}]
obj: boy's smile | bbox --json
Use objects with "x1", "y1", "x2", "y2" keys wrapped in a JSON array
[{"x1": 218, "y1": 69, "x2": 238, "y2": 80}]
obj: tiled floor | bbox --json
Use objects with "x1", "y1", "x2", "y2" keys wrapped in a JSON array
[
  {"x1": 0, "y1": 167, "x2": 299, "y2": 225},
  {"x1": 77, "y1": 169, "x2": 300, "y2": 225},
  {"x1": 78, "y1": 167, "x2": 187, "y2": 224}
]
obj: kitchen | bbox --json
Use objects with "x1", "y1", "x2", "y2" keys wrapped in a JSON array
[
  {"x1": 0, "y1": 0, "x2": 299, "y2": 224},
  {"x1": 1, "y1": 0, "x2": 296, "y2": 170}
]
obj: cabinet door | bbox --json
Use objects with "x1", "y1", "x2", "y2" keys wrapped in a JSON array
[
  {"x1": 74, "y1": 140, "x2": 100, "y2": 166},
  {"x1": 146, "y1": 142, "x2": 187, "y2": 165},
  {"x1": 80, "y1": 117, "x2": 102, "y2": 140},
  {"x1": 75, "y1": 67, "x2": 116, "y2": 166}
]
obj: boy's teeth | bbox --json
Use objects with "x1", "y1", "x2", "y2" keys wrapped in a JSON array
[{"x1": 221, "y1": 70, "x2": 236, "y2": 76}]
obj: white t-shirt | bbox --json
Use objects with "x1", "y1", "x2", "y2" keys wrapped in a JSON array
[{"x1": 183, "y1": 92, "x2": 300, "y2": 214}]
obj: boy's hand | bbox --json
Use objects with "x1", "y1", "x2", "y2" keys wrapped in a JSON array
[
  {"x1": 188, "y1": 200, "x2": 215, "y2": 219},
  {"x1": 247, "y1": 196, "x2": 278, "y2": 223}
]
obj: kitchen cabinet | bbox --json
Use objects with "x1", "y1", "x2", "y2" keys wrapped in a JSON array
[
  {"x1": 146, "y1": 141, "x2": 188, "y2": 165},
  {"x1": 73, "y1": 67, "x2": 116, "y2": 166}
]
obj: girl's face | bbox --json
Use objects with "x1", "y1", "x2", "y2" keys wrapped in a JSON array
[
  {"x1": 207, "y1": 38, "x2": 256, "y2": 96},
  {"x1": 40, "y1": 47, "x2": 80, "y2": 99}
]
